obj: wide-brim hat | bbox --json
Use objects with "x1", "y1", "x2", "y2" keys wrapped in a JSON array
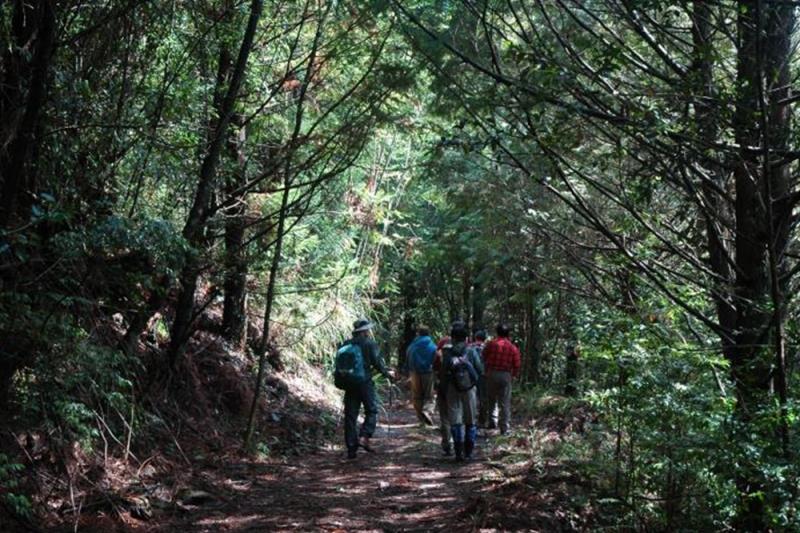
[{"x1": 353, "y1": 319, "x2": 374, "y2": 333}]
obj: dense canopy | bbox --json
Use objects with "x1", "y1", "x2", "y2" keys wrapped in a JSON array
[{"x1": 1, "y1": 1, "x2": 799, "y2": 530}]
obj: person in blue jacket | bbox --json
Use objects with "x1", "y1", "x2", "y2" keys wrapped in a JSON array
[{"x1": 405, "y1": 325, "x2": 437, "y2": 425}]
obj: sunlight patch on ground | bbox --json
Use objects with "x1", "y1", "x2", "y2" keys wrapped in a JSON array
[{"x1": 195, "y1": 513, "x2": 265, "y2": 527}]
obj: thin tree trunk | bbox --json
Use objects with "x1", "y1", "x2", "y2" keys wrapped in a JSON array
[
  {"x1": 524, "y1": 281, "x2": 543, "y2": 384},
  {"x1": 692, "y1": 0, "x2": 736, "y2": 351},
  {"x1": 243, "y1": 2, "x2": 328, "y2": 447},
  {"x1": 564, "y1": 345, "x2": 579, "y2": 397},
  {"x1": 471, "y1": 277, "x2": 486, "y2": 329},
  {"x1": 243, "y1": 172, "x2": 290, "y2": 448},
  {"x1": 462, "y1": 267, "x2": 471, "y2": 327},
  {"x1": 398, "y1": 266, "x2": 417, "y2": 373}
]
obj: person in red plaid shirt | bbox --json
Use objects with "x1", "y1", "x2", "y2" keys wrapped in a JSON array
[{"x1": 482, "y1": 323, "x2": 521, "y2": 434}]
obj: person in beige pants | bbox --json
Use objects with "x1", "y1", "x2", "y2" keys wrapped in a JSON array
[{"x1": 405, "y1": 325, "x2": 436, "y2": 425}]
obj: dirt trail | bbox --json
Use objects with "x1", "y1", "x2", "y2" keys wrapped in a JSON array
[{"x1": 163, "y1": 393, "x2": 498, "y2": 532}]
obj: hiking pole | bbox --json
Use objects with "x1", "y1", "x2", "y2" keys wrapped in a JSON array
[
  {"x1": 374, "y1": 381, "x2": 391, "y2": 444},
  {"x1": 387, "y1": 381, "x2": 392, "y2": 440},
  {"x1": 384, "y1": 381, "x2": 400, "y2": 441}
]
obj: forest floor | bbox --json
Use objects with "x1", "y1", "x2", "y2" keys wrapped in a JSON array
[
  {"x1": 7, "y1": 385, "x2": 596, "y2": 532},
  {"x1": 145, "y1": 389, "x2": 590, "y2": 532},
  {"x1": 160, "y1": 400, "x2": 498, "y2": 532},
  {"x1": 5, "y1": 345, "x2": 594, "y2": 533}
]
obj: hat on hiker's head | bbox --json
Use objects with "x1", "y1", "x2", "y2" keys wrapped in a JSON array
[{"x1": 353, "y1": 319, "x2": 374, "y2": 333}]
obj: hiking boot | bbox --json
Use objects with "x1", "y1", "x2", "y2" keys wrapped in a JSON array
[
  {"x1": 347, "y1": 449, "x2": 357, "y2": 460},
  {"x1": 421, "y1": 412, "x2": 434, "y2": 426},
  {"x1": 359, "y1": 436, "x2": 374, "y2": 452},
  {"x1": 454, "y1": 441, "x2": 465, "y2": 462},
  {"x1": 465, "y1": 425, "x2": 477, "y2": 460},
  {"x1": 442, "y1": 446, "x2": 452, "y2": 457}
]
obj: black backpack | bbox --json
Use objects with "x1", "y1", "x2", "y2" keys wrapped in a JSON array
[{"x1": 449, "y1": 350, "x2": 478, "y2": 392}]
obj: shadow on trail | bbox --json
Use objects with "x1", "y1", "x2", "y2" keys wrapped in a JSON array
[{"x1": 164, "y1": 393, "x2": 491, "y2": 532}]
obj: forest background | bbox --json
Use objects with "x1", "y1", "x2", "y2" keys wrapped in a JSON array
[{"x1": 1, "y1": 0, "x2": 800, "y2": 530}]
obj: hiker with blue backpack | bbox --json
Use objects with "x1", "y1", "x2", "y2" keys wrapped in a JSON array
[
  {"x1": 405, "y1": 325, "x2": 437, "y2": 425},
  {"x1": 333, "y1": 319, "x2": 393, "y2": 459},
  {"x1": 442, "y1": 323, "x2": 482, "y2": 462}
]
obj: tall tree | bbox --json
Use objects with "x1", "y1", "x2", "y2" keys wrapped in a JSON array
[{"x1": 168, "y1": 0, "x2": 263, "y2": 367}]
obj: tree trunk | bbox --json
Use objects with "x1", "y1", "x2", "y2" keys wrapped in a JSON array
[
  {"x1": 564, "y1": 345, "x2": 579, "y2": 397},
  {"x1": 691, "y1": 0, "x2": 737, "y2": 360},
  {"x1": 244, "y1": 172, "x2": 290, "y2": 448},
  {"x1": 222, "y1": 115, "x2": 249, "y2": 350},
  {"x1": 167, "y1": 0, "x2": 263, "y2": 367},
  {"x1": 0, "y1": 0, "x2": 56, "y2": 228},
  {"x1": 398, "y1": 266, "x2": 417, "y2": 373},
  {"x1": 730, "y1": 1, "x2": 794, "y2": 528},
  {"x1": 243, "y1": 4, "x2": 327, "y2": 447},
  {"x1": 471, "y1": 277, "x2": 486, "y2": 329},
  {"x1": 759, "y1": 0, "x2": 793, "y2": 461},
  {"x1": 462, "y1": 267, "x2": 471, "y2": 327},
  {"x1": 523, "y1": 282, "x2": 543, "y2": 384},
  {"x1": 0, "y1": 1, "x2": 56, "y2": 405}
]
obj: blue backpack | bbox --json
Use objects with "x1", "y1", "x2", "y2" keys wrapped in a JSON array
[
  {"x1": 408, "y1": 337, "x2": 435, "y2": 373},
  {"x1": 334, "y1": 342, "x2": 367, "y2": 390}
]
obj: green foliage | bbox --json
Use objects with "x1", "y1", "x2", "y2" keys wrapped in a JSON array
[
  {"x1": 14, "y1": 323, "x2": 138, "y2": 451},
  {"x1": 0, "y1": 453, "x2": 30, "y2": 517},
  {"x1": 575, "y1": 304, "x2": 768, "y2": 530}
]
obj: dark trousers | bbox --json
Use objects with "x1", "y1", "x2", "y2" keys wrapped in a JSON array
[
  {"x1": 478, "y1": 375, "x2": 498, "y2": 427},
  {"x1": 344, "y1": 380, "x2": 378, "y2": 452},
  {"x1": 437, "y1": 385, "x2": 451, "y2": 451}
]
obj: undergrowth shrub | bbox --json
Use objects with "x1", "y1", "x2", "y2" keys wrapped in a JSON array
[
  {"x1": 0, "y1": 453, "x2": 30, "y2": 518},
  {"x1": 573, "y1": 307, "x2": 782, "y2": 531},
  {"x1": 13, "y1": 325, "x2": 138, "y2": 452}
]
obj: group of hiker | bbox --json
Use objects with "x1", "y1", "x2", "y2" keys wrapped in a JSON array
[
  {"x1": 334, "y1": 318, "x2": 521, "y2": 462},
  {"x1": 407, "y1": 320, "x2": 521, "y2": 461}
]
